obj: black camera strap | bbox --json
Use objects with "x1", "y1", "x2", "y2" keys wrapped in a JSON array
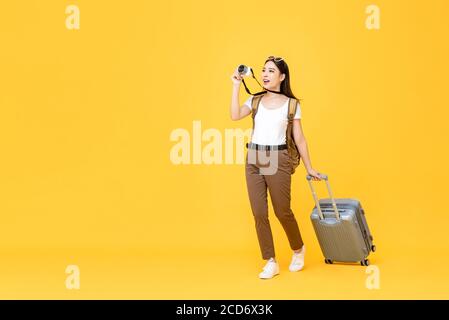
[{"x1": 241, "y1": 68, "x2": 282, "y2": 96}]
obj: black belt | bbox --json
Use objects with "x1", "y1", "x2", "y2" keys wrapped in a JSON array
[{"x1": 246, "y1": 142, "x2": 288, "y2": 151}]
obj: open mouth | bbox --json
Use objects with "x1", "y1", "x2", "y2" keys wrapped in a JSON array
[{"x1": 263, "y1": 79, "x2": 270, "y2": 84}]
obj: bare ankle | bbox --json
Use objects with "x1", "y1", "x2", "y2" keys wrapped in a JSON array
[{"x1": 294, "y1": 246, "x2": 304, "y2": 254}]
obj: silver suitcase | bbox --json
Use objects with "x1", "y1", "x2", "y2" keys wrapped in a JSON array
[{"x1": 307, "y1": 174, "x2": 376, "y2": 266}]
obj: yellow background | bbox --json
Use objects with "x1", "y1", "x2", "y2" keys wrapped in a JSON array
[{"x1": 0, "y1": 0, "x2": 448, "y2": 299}]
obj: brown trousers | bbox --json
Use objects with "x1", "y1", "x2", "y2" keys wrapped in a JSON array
[{"x1": 245, "y1": 148, "x2": 304, "y2": 260}]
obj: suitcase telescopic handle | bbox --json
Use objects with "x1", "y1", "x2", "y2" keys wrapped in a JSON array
[{"x1": 306, "y1": 174, "x2": 340, "y2": 220}]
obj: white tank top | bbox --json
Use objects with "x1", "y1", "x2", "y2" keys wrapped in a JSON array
[{"x1": 244, "y1": 95, "x2": 301, "y2": 145}]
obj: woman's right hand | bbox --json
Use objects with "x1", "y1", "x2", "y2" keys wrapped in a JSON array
[{"x1": 231, "y1": 68, "x2": 243, "y2": 85}]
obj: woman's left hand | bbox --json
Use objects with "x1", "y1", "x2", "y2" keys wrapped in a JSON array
[{"x1": 307, "y1": 168, "x2": 323, "y2": 181}]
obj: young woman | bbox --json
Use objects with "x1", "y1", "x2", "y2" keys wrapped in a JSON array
[{"x1": 230, "y1": 56, "x2": 323, "y2": 279}]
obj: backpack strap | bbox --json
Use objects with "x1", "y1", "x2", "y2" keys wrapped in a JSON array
[
  {"x1": 250, "y1": 94, "x2": 264, "y2": 141},
  {"x1": 286, "y1": 98, "x2": 298, "y2": 143},
  {"x1": 251, "y1": 94, "x2": 264, "y2": 119},
  {"x1": 287, "y1": 98, "x2": 297, "y2": 120}
]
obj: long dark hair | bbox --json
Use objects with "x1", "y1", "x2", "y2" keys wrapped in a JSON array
[{"x1": 264, "y1": 57, "x2": 301, "y2": 102}]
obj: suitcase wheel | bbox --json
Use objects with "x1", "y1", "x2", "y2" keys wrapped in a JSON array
[
  {"x1": 371, "y1": 245, "x2": 376, "y2": 252},
  {"x1": 324, "y1": 259, "x2": 333, "y2": 264},
  {"x1": 361, "y1": 259, "x2": 370, "y2": 266}
]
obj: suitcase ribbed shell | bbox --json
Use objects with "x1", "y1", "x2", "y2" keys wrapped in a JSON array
[{"x1": 310, "y1": 198, "x2": 373, "y2": 263}]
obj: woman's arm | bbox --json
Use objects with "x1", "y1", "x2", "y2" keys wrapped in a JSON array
[
  {"x1": 230, "y1": 70, "x2": 251, "y2": 121},
  {"x1": 292, "y1": 119, "x2": 322, "y2": 179}
]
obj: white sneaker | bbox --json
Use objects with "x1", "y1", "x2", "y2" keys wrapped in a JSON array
[
  {"x1": 289, "y1": 245, "x2": 305, "y2": 272},
  {"x1": 259, "y1": 258, "x2": 280, "y2": 279}
]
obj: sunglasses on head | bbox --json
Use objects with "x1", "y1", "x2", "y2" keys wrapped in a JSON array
[{"x1": 267, "y1": 55, "x2": 284, "y2": 62}]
